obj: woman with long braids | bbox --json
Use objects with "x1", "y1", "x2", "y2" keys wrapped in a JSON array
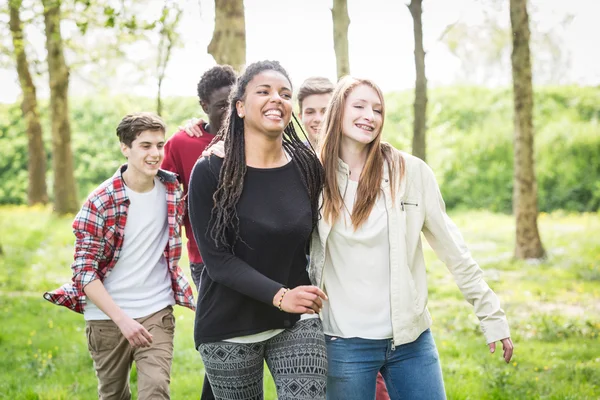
[
  {"x1": 309, "y1": 76, "x2": 513, "y2": 399},
  {"x1": 188, "y1": 60, "x2": 328, "y2": 400}
]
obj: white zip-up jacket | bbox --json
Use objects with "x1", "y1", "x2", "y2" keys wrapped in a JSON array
[{"x1": 309, "y1": 147, "x2": 511, "y2": 347}]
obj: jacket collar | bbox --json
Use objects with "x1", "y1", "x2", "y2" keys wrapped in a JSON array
[
  {"x1": 336, "y1": 157, "x2": 350, "y2": 175},
  {"x1": 335, "y1": 157, "x2": 391, "y2": 188}
]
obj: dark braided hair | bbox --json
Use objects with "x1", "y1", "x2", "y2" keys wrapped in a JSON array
[{"x1": 208, "y1": 60, "x2": 324, "y2": 251}]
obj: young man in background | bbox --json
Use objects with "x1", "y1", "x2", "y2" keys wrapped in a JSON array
[
  {"x1": 296, "y1": 76, "x2": 335, "y2": 149},
  {"x1": 162, "y1": 65, "x2": 237, "y2": 289},
  {"x1": 163, "y1": 64, "x2": 236, "y2": 400}
]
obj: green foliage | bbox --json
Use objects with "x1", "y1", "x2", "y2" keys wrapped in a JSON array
[
  {"x1": 0, "y1": 86, "x2": 598, "y2": 211},
  {"x1": 383, "y1": 86, "x2": 600, "y2": 213},
  {"x1": 0, "y1": 95, "x2": 199, "y2": 205}
]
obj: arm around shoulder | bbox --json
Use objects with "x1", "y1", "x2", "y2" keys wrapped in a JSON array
[{"x1": 161, "y1": 134, "x2": 178, "y2": 173}]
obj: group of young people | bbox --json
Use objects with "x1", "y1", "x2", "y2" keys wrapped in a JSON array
[{"x1": 45, "y1": 59, "x2": 513, "y2": 400}]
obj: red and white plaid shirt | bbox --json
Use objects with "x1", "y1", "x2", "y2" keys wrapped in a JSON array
[{"x1": 44, "y1": 165, "x2": 196, "y2": 314}]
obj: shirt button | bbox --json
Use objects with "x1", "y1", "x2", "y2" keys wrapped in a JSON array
[{"x1": 283, "y1": 319, "x2": 291, "y2": 328}]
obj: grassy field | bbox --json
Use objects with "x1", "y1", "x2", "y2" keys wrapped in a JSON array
[{"x1": 0, "y1": 206, "x2": 599, "y2": 399}]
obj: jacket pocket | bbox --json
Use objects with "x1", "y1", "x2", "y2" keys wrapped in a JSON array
[
  {"x1": 407, "y1": 273, "x2": 420, "y2": 310},
  {"x1": 86, "y1": 322, "x2": 121, "y2": 353},
  {"x1": 161, "y1": 309, "x2": 176, "y2": 334},
  {"x1": 401, "y1": 198, "x2": 420, "y2": 212}
]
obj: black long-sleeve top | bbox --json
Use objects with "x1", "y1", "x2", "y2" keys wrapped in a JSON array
[{"x1": 188, "y1": 155, "x2": 313, "y2": 346}]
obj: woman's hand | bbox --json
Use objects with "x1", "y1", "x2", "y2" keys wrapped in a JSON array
[
  {"x1": 201, "y1": 140, "x2": 225, "y2": 158},
  {"x1": 273, "y1": 286, "x2": 328, "y2": 314},
  {"x1": 180, "y1": 118, "x2": 205, "y2": 137},
  {"x1": 489, "y1": 337, "x2": 514, "y2": 363}
]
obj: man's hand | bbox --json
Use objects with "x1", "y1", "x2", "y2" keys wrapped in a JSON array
[
  {"x1": 83, "y1": 280, "x2": 153, "y2": 348},
  {"x1": 179, "y1": 118, "x2": 205, "y2": 137},
  {"x1": 114, "y1": 314, "x2": 153, "y2": 348},
  {"x1": 273, "y1": 286, "x2": 328, "y2": 314},
  {"x1": 201, "y1": 140, "x2": 225, "y2": 158},
  {"x1": 489, "y1": 337, "x2": 514, "y2": 363}
]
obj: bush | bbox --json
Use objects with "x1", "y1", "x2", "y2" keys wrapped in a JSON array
[
  {"x1": 383, "y1": 85, "x2": 600, "y2": 212},
  {"x1": 0, "y1": 96, "x2": 200, "y2": 204},
  {"x1": 1, "y1": 86, "x2": 598, "y2": 211}
]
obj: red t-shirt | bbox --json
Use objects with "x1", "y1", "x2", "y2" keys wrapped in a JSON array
[{"x1": 161, "y1": 125, "x2": 215, "y2": 263}]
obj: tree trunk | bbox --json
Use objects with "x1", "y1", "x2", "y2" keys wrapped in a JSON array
[
  {"x1": 156, "y1": 2, "x2": 183, "y2": 116},
  {"x1": 157, "y1": 81, "x2": 163, "y2": 116},
  {"x1": 9, "y1": 0, "x2": 48, "y2": 205},
  {"x1": 510, "y1": 0, "x2": 545, "y2": 259},
  {"x1": 408, "y1": 0, "x2": 427, "y2": 161},
  {"x1": 208, "y1": 0, "x2": 246, "y2": 71},
  {"x1": 42, "y1": 0, "x2": 79, "y2": 214},
  {"x1": 331, "y1": 0, "x2": 350, "y2": 79}
]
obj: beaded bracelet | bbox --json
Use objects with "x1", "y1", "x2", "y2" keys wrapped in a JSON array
[{"x1": 277, "y1": 288, "x2": 289, "y2": 311}]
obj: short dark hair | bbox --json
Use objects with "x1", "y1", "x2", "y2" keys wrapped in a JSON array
[
  {"x1": 297, "y1": 77, "x2": 335, "y2": 112},
  {"x1": 116, "y1": 112, "x2": 166, "y2": 147},
  {"x1": 197, "y1": 65, "x2": 237, "y2": 104}
]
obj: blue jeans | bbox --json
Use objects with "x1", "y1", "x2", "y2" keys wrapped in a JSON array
[{"x1": 326, "y1": 329, "x2": 446, "y2": 400}]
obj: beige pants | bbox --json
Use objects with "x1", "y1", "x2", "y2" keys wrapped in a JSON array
[{"x1": 85, "y1": 306, "x2": 175, "y2": 400}]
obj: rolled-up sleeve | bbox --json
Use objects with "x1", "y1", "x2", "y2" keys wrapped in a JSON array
[{"x1": 71, "y1": 200, "x2": 105, "y2": 293}]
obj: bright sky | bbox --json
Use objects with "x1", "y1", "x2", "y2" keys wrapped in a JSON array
[{"x1": 1, "y1": 0, "x2": 598, "y2": 104}]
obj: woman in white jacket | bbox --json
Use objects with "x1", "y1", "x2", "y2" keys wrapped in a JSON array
[{"x1": 309, "y1": 76, "x2": 513, "y2": 400}]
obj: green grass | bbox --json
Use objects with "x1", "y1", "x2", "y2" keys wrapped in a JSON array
[{"x1": 1, "y1": 206, "x2": 599, "y2": 399}]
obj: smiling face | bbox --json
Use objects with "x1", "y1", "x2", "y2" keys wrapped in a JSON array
[
  {"x1": 341, "y1": 84, "x2": 383, "y2": 146},
  {"x1": 201, "y1": 85, "x2": 231, "y2": 135},
  {"x1": 236, "y1": 70, "x2": 293, "y2": 138},
  {"x1": 120, "y1": 129, "x2": 165, "y2": 181},
  {"x1": 300, "y1": 93, "x2": 332, "y2": 144}
]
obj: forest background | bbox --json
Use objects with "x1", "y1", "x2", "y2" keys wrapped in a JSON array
[{"x1": 0, "y1": 0, "x2": 599, "y2": 399}]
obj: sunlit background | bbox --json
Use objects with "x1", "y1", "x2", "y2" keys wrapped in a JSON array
[{"x1": 1, "y1": 0, "x2": 599, "y2": 104}]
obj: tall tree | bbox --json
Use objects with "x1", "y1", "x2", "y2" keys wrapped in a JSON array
[
  {"x1": 42, "y1": 0, "x2": 78, "y2": 214},
  {"x1": 509, "y1": 0, "x2": 545, "y2": 259},
  {"x1": 156, "y1": 1, "x2": 183, "y2": 116},
  {"x1": 208, "y1": 0, "x2": 245, "y2": 71},
  {"x1": 408, "y1": 0, "x2": 427, "y2": 161},
  {"x1": 9, "y1": 0, "x2": 48, "y2": 205},
  {"x1": 331, "y1": 0, "x2": 350, "y2": 79}
]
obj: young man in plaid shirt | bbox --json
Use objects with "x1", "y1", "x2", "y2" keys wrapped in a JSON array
[{"x1": 44, "y1": 112, "x2": 195, "y2": 399}]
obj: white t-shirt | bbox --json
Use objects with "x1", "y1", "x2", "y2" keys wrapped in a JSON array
[
  {"x1": 84, "y1": 178, "x2": 175, "y2": 321},
  {"x1": 321, "y1": 179, "x2": 393, "y2": 339},
  {"x1": 224, "y1": 314, "x2": 319, "y2": 344}
]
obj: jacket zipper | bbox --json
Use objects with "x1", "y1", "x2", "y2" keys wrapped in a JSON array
[
  {"x1": 400, "y1": 201, "x2": 419, "y2": 211},
  {"x1": 381, "y1": 187, "x2": 398, "y2": 349}
]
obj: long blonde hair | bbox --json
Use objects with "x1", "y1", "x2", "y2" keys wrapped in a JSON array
[{"x1": 320, "y1": 76, "x2": 402, "y2": 229}]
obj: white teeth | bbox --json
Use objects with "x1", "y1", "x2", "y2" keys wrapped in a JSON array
[
  {"x1": 356, "y1": 124, "x2": 374, "y2": 131},
  {"x1": 265, "y1": 109, "x2": 282, "y2": 117}
]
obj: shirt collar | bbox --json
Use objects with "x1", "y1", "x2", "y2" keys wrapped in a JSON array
[{"x1": 112, "y1": 164, "x2": 178, "y2": 205}]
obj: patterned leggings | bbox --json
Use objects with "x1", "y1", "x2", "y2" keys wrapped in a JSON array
[{"x1": 198, "y1": 318, "x2": 328, "y2": 400}]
